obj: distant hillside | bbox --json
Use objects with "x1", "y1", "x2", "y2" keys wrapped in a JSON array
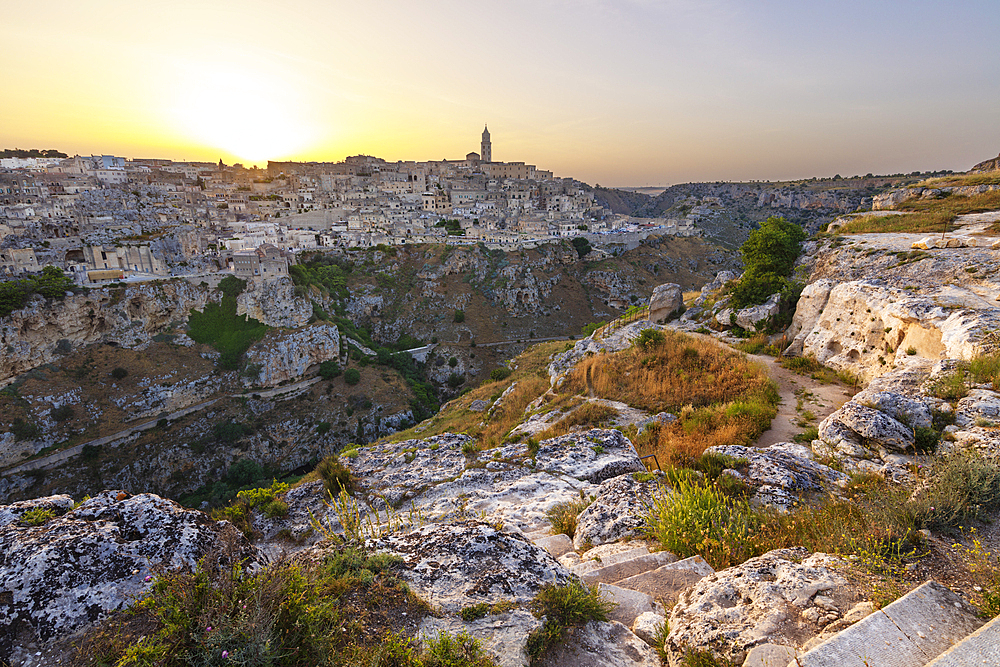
[
  {"x1": 971, "y1": 152, "x2": 1000, "y2": 173},
  {"x1": 588, "y1": 172, "x2": 953, "y2": 248}
]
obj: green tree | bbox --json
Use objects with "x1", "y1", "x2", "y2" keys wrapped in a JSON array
[
  {"x1": 318, "y1": 360, "x2": 341, "y2": 380},
  {"x1": 729, "y1": 216, "x2": 806, "y2": 309},
  {"x1": 571, "y1": 236, "x2": 592, "y2": 259},
  {"x1": 344, "y1": 368, "x2": 361, "y2": 385}
]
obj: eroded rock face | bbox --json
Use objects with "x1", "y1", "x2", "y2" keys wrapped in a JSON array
[
  {"x1": 0, "y1": 491, "x2": 261, "y2": 662},
  {"x1": 534, "y1": 429, "x2": 645, "y2": 483},
  {"x1": 236, "y1": 278, "x2": 311, "y2": 328},
  {"x1": 665, "y1": 549, "x2": 859, "y2": 666},
  {"x1": 242, "y1": 323, "x2": 341, "y2": 388},
  {"x1": 574, "y1": 472, "x2": 656, "y2": 550},
  {"x1": 705, "y1": 443, "x2": 848, "y2": 511},
  {"x1": 368, "y1": 520, "x2": 574, "y2": 613}
]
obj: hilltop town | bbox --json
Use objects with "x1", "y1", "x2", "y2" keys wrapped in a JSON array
[{"x1": 0, "y1": 129, "x2": 701, "y2": 286}]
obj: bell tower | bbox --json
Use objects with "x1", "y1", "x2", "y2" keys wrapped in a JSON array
[{"x1": 481, "y1": 125, "x2": 492, "y2": 163}]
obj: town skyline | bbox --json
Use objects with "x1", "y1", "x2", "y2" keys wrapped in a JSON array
[{"x1": 3, "y1": 1, "x2": 998, "y2": 186}]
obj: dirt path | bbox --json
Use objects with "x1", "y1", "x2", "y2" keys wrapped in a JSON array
[{"x1": 747, "y1": 354, "x2": 855, "y2": 447}]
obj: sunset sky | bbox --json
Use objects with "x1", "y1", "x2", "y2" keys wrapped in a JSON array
[{"x1": 2, "y1": 0, "x2": 998, "y2": 186}]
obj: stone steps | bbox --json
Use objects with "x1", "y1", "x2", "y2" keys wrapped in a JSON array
[
  {"x1": 793, "y1": 580, "x2": 984, "y2": 667},
  {"x1": 922, "y1": 614, "x2": 1000, "y2": 667}
]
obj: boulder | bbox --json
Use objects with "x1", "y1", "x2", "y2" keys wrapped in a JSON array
[
  {"x1": 665, "y1": 548, "x2": 860, "y2": 666},
  {"x1": 705, "y1": 443, "x2": 849, "y2": 511},
  {"x1": 649, "y1": 283, "x2": 683, "y2": 323},
  {"x1": 573, "y1": 472, "x2": 657, "y2": 550},
  {"x1": 826, "y1": 401, "x2": 915, "y2": 452},
  {"x1": 632, "y1": 610, "x2": 667, "y2": 647},
  {"x1": 598, "y1": 582, "x2": 664, "y2": 627},
  {"x1": 0, "y1": 491, "x2": 261, "y2": 662},
  {"x1": 734, "y1": 293, "x2": 782, "y2": 331},
  {"x1": 368, "y1": 520, "x2": 574, "y2": 613}
]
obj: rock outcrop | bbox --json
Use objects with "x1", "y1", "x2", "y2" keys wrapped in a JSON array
[
  {"x1": 243, "y1": 323, "x2": 341, "y2": 388},
  {"x1": 648, "y1": 283, "x2": 683, "y2": 323},
  {"x1": 0, "y1": 491, "x2": 261, "y2": 664},
  {"x1": 665, "y1": 548, "x2": 862, "y2": 666}
]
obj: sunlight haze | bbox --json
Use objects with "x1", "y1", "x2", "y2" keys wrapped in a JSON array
[{"x1": 2, "y1": 0, "x2": 998, "y2": 184}]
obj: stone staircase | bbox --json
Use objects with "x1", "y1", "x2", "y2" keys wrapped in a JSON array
[
  {"x1": 790, "y1": 580, "x2": 991, "y2": 667},
  {"x1": 525, "y1": 531, "x2": 714, "y2": 645},
  {"x1": 526, "y1": 530, "x2": 998, "y2": 667}
]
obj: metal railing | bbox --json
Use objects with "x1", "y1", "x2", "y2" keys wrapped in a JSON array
[{"x1": 594, "y1": 305, "x2": 650, "y2": 340}]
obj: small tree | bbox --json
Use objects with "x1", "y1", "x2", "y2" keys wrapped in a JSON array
[
  {"x1": 318, "y1": 360, "x2": 341, "y2": 380},
  {"x1": 454, "y1": 310, "x2": 465, "y2": 323},
  {"x1": 344, "y1": 368, "x2": 361, "y2": 385}
]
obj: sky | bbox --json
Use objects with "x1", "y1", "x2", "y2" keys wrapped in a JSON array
[{"x1": 2, "y1": 0, "x2": 998, "y2": 186}]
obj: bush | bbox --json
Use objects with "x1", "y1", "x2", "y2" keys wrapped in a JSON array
[
  {"x1": 728, "y1": 217, "x2": 806, "y2": 309},
  {"x1": 489, "y1": 367, "x2": 512, "y2": 381},
  {"x1": 213, "y1": 420, "x2": 251, "y2": 443},
  {"x1": 344, "y1": 367, "x2": 361, "y2": 385},
  {"x1": 226, "y1": 458, "x2": 266, "y2": 487},
  {"x1": 51, "y1": 404, "x2": 74, "y2": 422},
  {"x1": 645, "y1": 479, "x2": 764, "y2": 569},
  {"x1": 912, "y1": 450, "x2": 1000, "y2": 530},
  {"x1": 187, "y1": 293, "x2": 268, "y2": 370},
  {"x1": 19, "y1": 507, "x2": 55, "y2": 527},
  {"x1": 634, "y1": 328, "x2": 666, "y2": 351},
  {"x1": 317, "y1": 421, "x2": 332, "y2": 435},
  {"x1": 447, "y1": 372, "x2": 464, "y2": 389},
  {"x1": 319, "y1": 360, "x2": 341, "y2": 380},
  {"x1": 526, "y1": 581, "x2": 613, "y2": 662},
  {"x1": 10, "y1": 419, "x2": 39, "y2": 441},
  {"x1": 571, "y1": 236, "x2": 592, "y2": 258},
  {"x1": 317, "y1": 455, "x2": 355, "y2": 495},
  {"x1": 422, "y1": 630, "x2": 497, "y2": 667},
  {"x1": 110, "y1": 367, "x2": 129, "y2": 380},
  {"x1": 454, "y1": 309, "x2": 465, "y2": 323}
]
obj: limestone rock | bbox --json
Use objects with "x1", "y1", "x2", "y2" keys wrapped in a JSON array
[
  {"x1": 733, "y1": 293, "x2": 782, "y2": 331},
  {"x1": 242, "y1": 323, "x2": 341, "y2": 387},
  {"x1": 649, "y1": 283, "x2": 683, "y2": 323},
  {"x1": 368, "y1": 520, "x2": 574, "y2": 613},
  {"x1": 419, "y1": 610, "x2": 542, "y2": 667},
  {"x1": 573, "y1": 472, "x2": 656, "y2": 550},
  {"x1": 536, "y1": 620, "x2": 661, "y2": 667},
  {"x1": 548, "y1": 321, "x2": 663, "y2": 386},
  {"x1": 705, "y1": 443, "x2": 849, "y2": 511},
  {"x1": 599, "y1": 583, "x2": 664, "y2": 627},
  {"x1": 632, "y1": 610, "x2": 667, "y2": 647},
  {"x1": 236, "y1": 277, "x2": 312, "y2": 328},
  {"x1": 0, "y1": 491, "x2": 261, "y2": 661},
  {"x1": 823, "y1": 401, "x2": 914, "y2": 453},
  {"x1": 665, "y1": 548, "x2": 859, "y2": 666},
  {"x1": 784, "y1": 280, "x2": 835, "y2": 357},
  {"x1": 534, "y1": 428, "x2": 644, "y2": 484}
]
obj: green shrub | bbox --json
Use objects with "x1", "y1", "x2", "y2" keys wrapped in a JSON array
[
  {"x1": 645, "y1": 479, "x2": 764, "y2": 569},
  {"x1": 187, "y1": 293, "x2": 268, "y2": 370},
  {"x1": 454, "y1": 309, "x2": 465, "y2": 323},
  {"x1": 928, "y1": 368, "x2": 968, "y2": 400},
  {"x1": 526, "y1": 581, "x2": 613, "y2": 663},
  {"x1": 19, "y1": 507, "x2": 55, "y2": 526},
  {"x1": 262, "y1": 499, "x2": 289, "y2": 518},
  {"x1": 344, "y1": 368, "x2": 361, "y2": 385},
  {"x1": 913, "y1": 426, "x2": 940, "y2": 453},
  {"x1": 489, "y1": 367, "x2": 512, "y2": 381},
  {"x1": 319, "y1": 360, "x2": 342, "y2": 380},
  {"x1": 110, "y1": 367, "x2": 128, "y2": 380},
  {"x1": 634, "y1": 328, "x2": 666, "y2": 351},
  {"x1": 422, "y1": 629, "x2": 497, "y2": 667},
  {"x1": 51, "y1": 404, "x2": 74, "y2": 422},
  {"x1": 10, "y1": 419, "x2": 39, "y2": 441},
  {"x1": 236, "y1": 480, "x2": 289, "y2": 509},
  {"x1": 728, "y1": 217, "x2": 806, "y2": 309},
  {"x1": 317, "y1": 455, "x2": 354, "y2": 495},
  {"x1": 317, "y1": 421, "x2": 332, "y2": 435},
  {"x1": 213, "y1": 420, "x2": 251, "y2": 443},
  {"x1": 912, "y1": 450, "x2": 1000, "y2": 530}
]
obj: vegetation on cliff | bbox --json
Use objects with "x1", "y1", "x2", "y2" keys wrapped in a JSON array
[
  {"x1": 837, "y1": 189, "x2": 1000, "y2": 235},
  {"x1": 0, "y1": 266, "x2": 77, "y2": 317},
  {"x1": 187, "y1": 276, "x2": 268, "y2": 370}
]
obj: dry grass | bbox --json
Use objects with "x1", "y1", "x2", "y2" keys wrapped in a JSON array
[
  {"x1": 914, "y1": 173, "x2": 1000, "y2": 188},
  {"x1": 536, "y1": 401, "x2": 618, "y2": 441},
  {"x1": 383, "y1": 340, "x2": 565, "y2": 450},
  {"x1": 559, "y1": 329, "x2": 777, "y2": 465},
  {"x1": 838, "y1": 191, "x2": 1000, "y2": 234}
]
